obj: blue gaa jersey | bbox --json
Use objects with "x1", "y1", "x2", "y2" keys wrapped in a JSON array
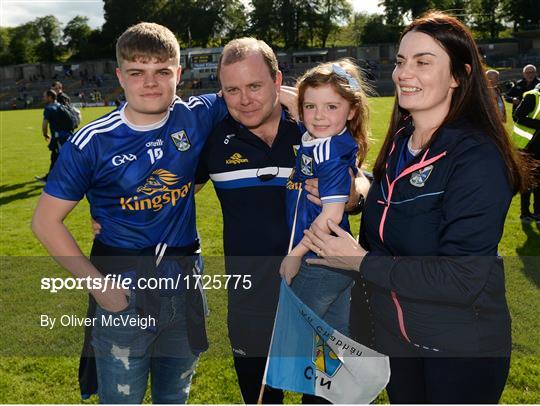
[
  {"x1": 45, "y1": 94, "x2": 227, "y2": 249},
  {"x1": 286, "y1": 127, "x2": 358, "y2": 252}
]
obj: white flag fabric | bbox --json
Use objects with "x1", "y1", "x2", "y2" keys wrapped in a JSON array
[{"x1": 263, "y1": 280, "x2": 390, "y2": 404}]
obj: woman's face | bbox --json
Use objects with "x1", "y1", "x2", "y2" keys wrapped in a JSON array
[{"x1": 392, "y1": 31, "x2": 458, "y2": 122}]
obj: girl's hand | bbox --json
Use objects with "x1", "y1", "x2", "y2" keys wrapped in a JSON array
[{"x1": 279, "y1": 255, "x2": 303, "y2": 285}]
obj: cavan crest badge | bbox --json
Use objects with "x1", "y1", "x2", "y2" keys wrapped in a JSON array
[
  {"x1": 170, "y1": 130, "x2": 191, "y2": 151},
  {"x1": 410, "y1": 165, "x2": 433, "y2": 187},
  {"x1": 300, "y1": 154, "x2": 313, "y2": 176},
  {"x1": 312, "y1": 333, "x2": 342, "y2": 378}
]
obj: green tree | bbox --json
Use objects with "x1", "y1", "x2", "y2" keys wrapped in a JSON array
[
  {"x1": 311, "y1": 0, "x2": 352, "y2": 47},
  {"x1": 248, "y1": 0, "x2": 281, "y2": 46},
  {"x1": 277, "y1": 0, "x2": 305, "y2": 49},
  {"x1": 502, "y1": 0, "x2": 540, "y2": 31},
  {"x1": 352, "y1": 12, "x2": 401, "y2": 44},
  {"x1": 33, "y1": 15, "x2": 62, "y2": 62},
  {"x1": 102, "y1": 0, "x2": 166, "y2": 49},
  {"x1": 219, "y1": 1, "x2": 249, "y2": 43},
  {"x1": 0, "y1": 27, "x2": 12, "y2": 65},
  {"x1": 381, "y1": 0, "x2": 469, "y2": 25},
  {"x1": 8, "y1": 23, "x2": 40, "y2": 64},
  {"x1": 161, "y1": 0, "x2": 244, "y2": 47},
  {"x1": 470, "y1": 0, "x2": 506, "y2": 38},
  {"x1": 63, "y1": 16, "x2": 93, "y2": 59}
]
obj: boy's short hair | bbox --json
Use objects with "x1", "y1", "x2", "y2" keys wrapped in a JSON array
[
  {"x1": 116, "y1": 22, "x2": 180, "y2": 66},
  {"x1": 218, "y1": 37, "x2": 278, "y2": 82}
]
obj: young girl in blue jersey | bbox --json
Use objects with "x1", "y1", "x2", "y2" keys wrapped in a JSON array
[{"x1": 280, "y1": 60, "x2": 370, "y2": 334}]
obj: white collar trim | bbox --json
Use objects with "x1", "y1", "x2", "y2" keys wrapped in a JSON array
[
  {"x1": 120, "y1": 102, "x2": 170, "y2": 131},
  {"x1": 301, "y1": 126, "x2": 346, "y2": 146}
]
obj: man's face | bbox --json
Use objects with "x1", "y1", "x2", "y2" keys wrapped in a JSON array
[
  {"x1": 116, "y1": 57, "x2": 181, "y2": 125},
  {"x1": 219, "y1": 53, "x2": 282, "y2": 130},
  {"x1": 52, "y1": 83, "x2": 61, "y2": 93},
  {"x1": 523, "y1": 67, "x2": 537, "y2": 83}
]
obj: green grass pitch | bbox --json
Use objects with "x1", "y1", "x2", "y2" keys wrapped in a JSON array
[{"x1": 0, "y1": 99, "x2": 538, "y2": 403}]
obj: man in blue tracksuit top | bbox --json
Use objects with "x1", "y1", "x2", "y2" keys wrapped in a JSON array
[{"x1": 32, "y1": 23, "x2": 227, "y2": 404}]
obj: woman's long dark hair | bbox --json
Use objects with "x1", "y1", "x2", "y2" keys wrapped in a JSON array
[{"x1": 372, "y1": 11, "x2": 525, "y2": 193}]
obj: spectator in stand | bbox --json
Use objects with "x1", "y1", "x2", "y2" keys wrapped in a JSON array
[
  {"x1": 78, "y1": 91, "x2": 87, "y2": 107},
  {"x1": 94, "y1": 89, "x2": 102, "y2": 102},
  {"x1": 486, "y1": 69, "x2": 506, "y2": 122},
  {"x1": 505, "y1": 64, "x2": 539, "y2": 112}
]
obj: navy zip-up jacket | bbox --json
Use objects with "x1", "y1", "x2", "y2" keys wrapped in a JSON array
[{"x1": 360, "y1": 119, "x2": 513, "y2": 356}]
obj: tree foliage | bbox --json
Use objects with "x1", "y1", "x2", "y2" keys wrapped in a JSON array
[
  {"x1": 248, "y1": 0, "x2": 352, "y2": 49},
  {"x1": 63, "y1": 16, "x2": 93, "y2": 60},
  {"x1": 33, "y1": 15, "x2": 62, "y2": 62},
  {"x1": 1, "y1": 0, "x2": 538, "y2": 66},
  {"x1": 502, "y1": 0, "x2": 540, "y2": 31},
  {"x1": 102, "y1": 0, "x2": 166, "y2": 47},
  {"x1": 470, "y1": 0, "x2": 506, "y2": 39},
  {"x1": 350, "y1": 12, "x2": 402, "y2": 44}
]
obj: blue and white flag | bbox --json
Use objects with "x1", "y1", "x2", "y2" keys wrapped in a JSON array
[{"x1": 263, "y1": 280, "x2": 390, "y2": 404}]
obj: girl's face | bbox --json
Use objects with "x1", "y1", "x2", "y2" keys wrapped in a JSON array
[
  {"x1": 392, "y1": 31, "x2": 458, "y2": 122},
  {"x1": 302, "y1": 84, "x2": 355, "y2": 138}
]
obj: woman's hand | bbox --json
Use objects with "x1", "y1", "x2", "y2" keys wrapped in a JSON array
[
  {"x1": 279, "y1": 255, "x2": 302, "y2": 285},
  {"x1": 302, "y1": 220, "x2": 367, "y2": 271}
]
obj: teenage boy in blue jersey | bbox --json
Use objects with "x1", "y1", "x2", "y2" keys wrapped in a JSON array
[{"x1": 32, "y1": 22, "x2": 227, "y2": 404}]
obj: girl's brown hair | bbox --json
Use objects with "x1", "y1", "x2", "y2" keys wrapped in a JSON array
[
  {"x1": 372, "y1": 11, "x2": 525, "y2": 193},
  {"x1": 297, "y1": 59, "x2": 371, "y2": 165}
]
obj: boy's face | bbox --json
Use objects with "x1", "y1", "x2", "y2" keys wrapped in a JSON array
[{"x1": 116, "y1": 57, "x2": 181, "y2": 125}]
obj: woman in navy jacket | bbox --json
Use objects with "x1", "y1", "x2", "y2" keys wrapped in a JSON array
[{"x1": 303, "y1": 11, "x2": 526, "y2": 404}]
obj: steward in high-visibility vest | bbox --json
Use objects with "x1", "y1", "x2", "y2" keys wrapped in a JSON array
[{"x1": 512, "y1": 87, "x2": 540, "y2": 149}]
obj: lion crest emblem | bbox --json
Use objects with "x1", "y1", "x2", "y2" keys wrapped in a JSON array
[{"x1": 137, "y1": 169, "x2": 181, "y2": 195}]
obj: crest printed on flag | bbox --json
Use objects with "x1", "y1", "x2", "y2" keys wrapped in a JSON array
[{"x1": 263, "y1": 280, "x2": 390, "y2": 404}]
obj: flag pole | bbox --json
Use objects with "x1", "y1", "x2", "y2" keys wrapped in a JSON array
[
  {"x1": 258, "y1": 278, "x2": 286, "y2": 405},
  {"x1": 257, "y1": 384, "x2": 265, "y2": 404}
]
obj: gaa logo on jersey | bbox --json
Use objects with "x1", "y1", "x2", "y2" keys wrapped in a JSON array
[
  {"x1": 111, "y1": 153, "x2": 137, "y2": 167},
  {"x1": 410, "y1": 165, "x2": 434, "y2": 187},
  {"x1": 170, "y1": 130, "x2": 191, "y2": 151},
  {"x1": 300, "y1": 154, "x2": 313, "y2": 176}
]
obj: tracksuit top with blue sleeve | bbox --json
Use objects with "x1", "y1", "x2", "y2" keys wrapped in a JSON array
[
  {"x1": 360, "y1": 118, "x2": 513, "y2": 356},
  {"x1": 286, "y1": 128, "x2": 358, "y2": 252},
  {"x1": 45, "y1": 94, "x2": 227, "y2": 250}
]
